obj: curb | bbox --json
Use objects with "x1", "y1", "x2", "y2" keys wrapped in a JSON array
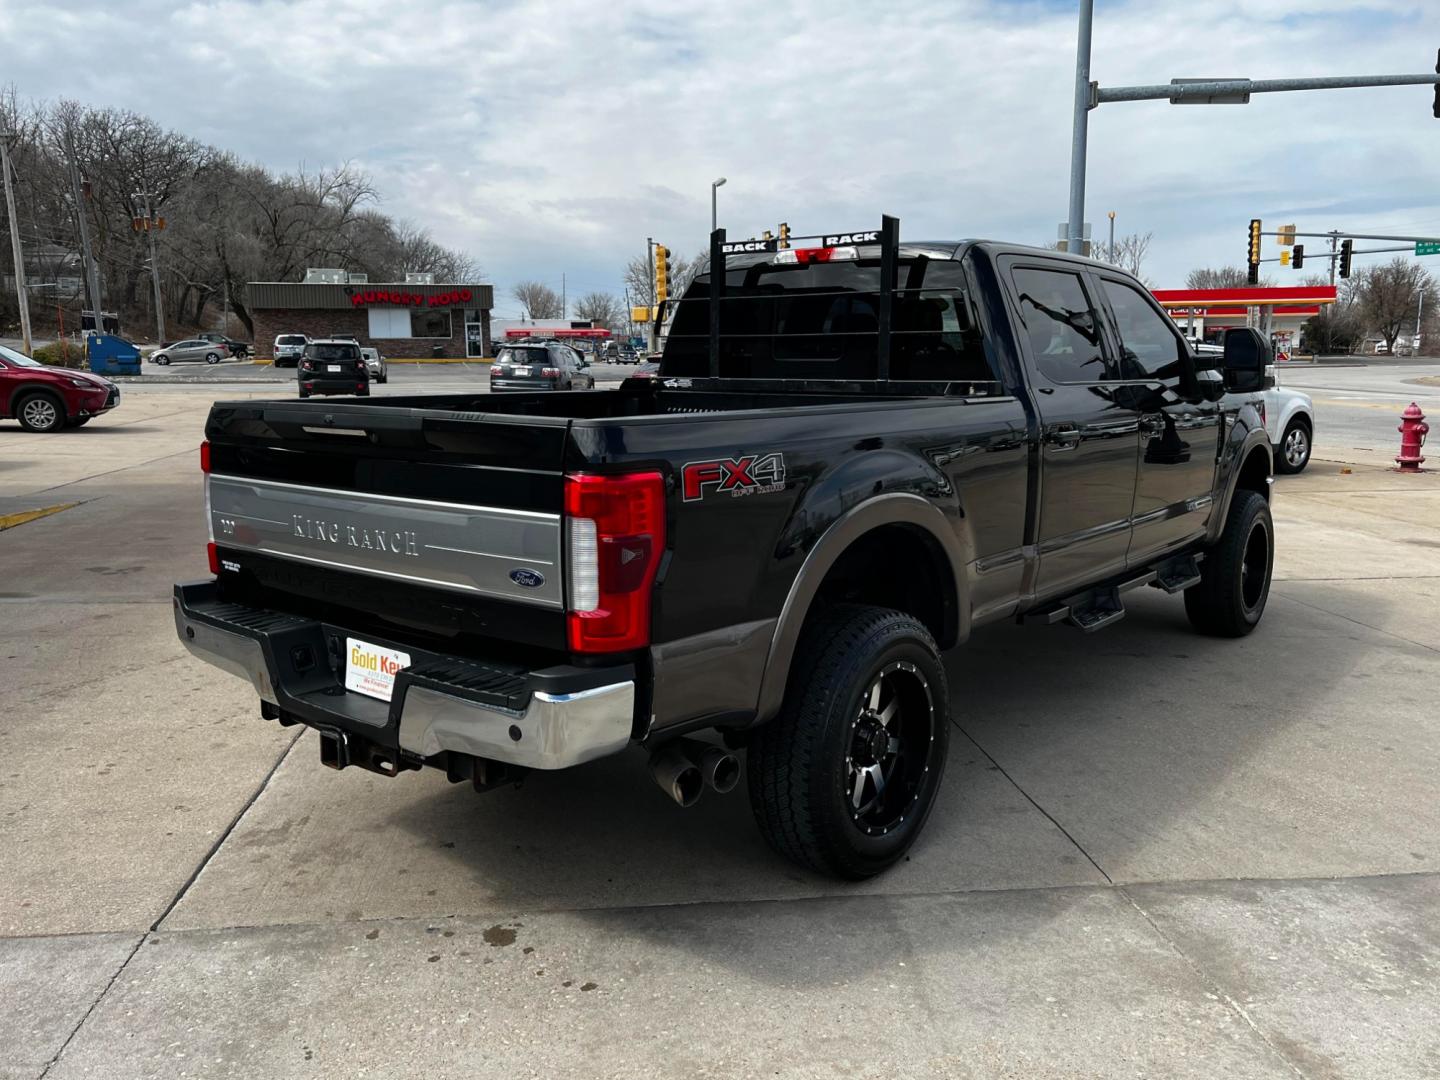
[{"x1": 251, "y1": 357, "x2": 491, "y2": 366}]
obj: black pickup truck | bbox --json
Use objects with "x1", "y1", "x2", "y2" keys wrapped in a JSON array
[{"x1": 175, "y1": 219, "x2": 1274, "y2": 879}]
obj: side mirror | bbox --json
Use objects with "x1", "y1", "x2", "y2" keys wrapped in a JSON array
[{"x1": 1221, "y1": 328, "x2": 1270, "y2": 394}]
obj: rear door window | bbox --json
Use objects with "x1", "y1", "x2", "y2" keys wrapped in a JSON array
[{"x1": 1010, "y1": 267, "x2": 1112, "y2": 383}]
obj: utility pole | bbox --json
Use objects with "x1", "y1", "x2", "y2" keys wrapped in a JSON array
[
  {"x1": 0, "y1": 131, "x2": 33, "y2": 354},
  {"x1": 1107, "y1": 210, "x2": 1116, "y2": 264},
  {"x1": 561, "y1": 272, "x2": 566, "y2": 320},
  {"x1": 1065, "y1": 8, "x2": 1440, "y2": 257},
  {"x1": 134, "y1": 190, "x2": 164, "y2": 344},
  {"x1": 62, "y1": 126, "x2": 104, "y2": 345}
]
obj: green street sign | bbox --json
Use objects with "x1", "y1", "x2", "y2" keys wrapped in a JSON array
[{"x1": 1416, "y1": 241, "x2": 1440, "y2": 256}]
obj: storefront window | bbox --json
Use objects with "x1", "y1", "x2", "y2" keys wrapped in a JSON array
[{"x1": 411, "y1": 310, "x2": 452, "y2": 339}]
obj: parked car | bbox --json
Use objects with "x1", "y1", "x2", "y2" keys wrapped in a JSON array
[
  {"x1": 489, "y1": 343, "x2": 595, "y2": 392},
  {"x1": 0, "y1": 342, "x2": 119, "y2": 431},
  {"x1": 198, "y1": 332, "x2": 250, "y2": 358},
  {"x1": 625, "y1": 361, "x2": 659, "y2": 380},
  {"x1": 272, "y1": 334, "x2": 309, "y2": 368},
  {"x1": 298, "y1": 340, "x2": 369, "y2": 398},
  {"x1": 1257, "y1": 384, "x2": 1315, "y2": 474},
  {"x1": 150, "y1": 339, "x2": 227, "y2": 366},
  {"x1": 176, "y1": 227, "x2": 1274, "y2": 880},
  {"x1": 360, "y1": 347, "x2": 388, "y2": 384}
]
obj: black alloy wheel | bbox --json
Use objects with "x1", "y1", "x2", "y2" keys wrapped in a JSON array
[
  {"x1": 747, "y1": 604, "x2": 950, "y2": 879},
  {"x1": 1185, "y1": 489, "x2": 1273, "y2": 636}
]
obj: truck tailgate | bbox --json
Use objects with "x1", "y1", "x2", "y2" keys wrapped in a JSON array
[{"x1": 204, "y1": 400, "x2": 572, "y2": 651}]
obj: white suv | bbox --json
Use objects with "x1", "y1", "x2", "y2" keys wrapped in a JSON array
[
  {"x1": 272, "y1": 334, "x2": 309, "y2": 368},
  {"x1": 360, "y1": 347, "x2": 387, "y2": 384}
]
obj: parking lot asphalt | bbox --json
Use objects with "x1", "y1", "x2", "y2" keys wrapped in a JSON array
[{"x1": 2, "y1": 389, "x2": 1439, "y2": 1078}]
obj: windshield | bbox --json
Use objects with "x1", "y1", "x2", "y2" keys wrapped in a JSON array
[
  {"x1": 277, "y1": 335, "x2": 307, "y2": 346},
  {"x1": 0, "y1": 343, "x2": 44, "y2": 367}
]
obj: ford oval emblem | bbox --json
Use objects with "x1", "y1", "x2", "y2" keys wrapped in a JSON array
[{"x1": 509, "y1": 568, "x2": 545, "y2": 589}]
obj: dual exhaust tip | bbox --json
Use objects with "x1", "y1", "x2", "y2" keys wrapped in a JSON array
[{"x1": 648, "y1": 738, "x2": 740, "y2": 807}]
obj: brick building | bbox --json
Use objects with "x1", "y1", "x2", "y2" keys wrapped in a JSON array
[{"x1": 248, "y1": 280, "x2": 494, "y2": 360}]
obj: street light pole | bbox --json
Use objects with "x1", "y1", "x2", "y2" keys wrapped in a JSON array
[
  {"x1": 711, "y1": 176, "x2": 727, "y2": 232},
  {"x1": 1107, "y1": 210, "x2": 1116, "y2": 264},
  {"x1": 0, "y1": 132, "x2": 32, "y2": 354},
  {"x1": 1065, "y1": 0, "x2": 1094, "y2": 255},
  {"x1": 62, "y1": 126, "x2": 104, "y2": 346}
]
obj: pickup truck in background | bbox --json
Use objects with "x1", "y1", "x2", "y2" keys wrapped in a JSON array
[{"x1": 175, "y1": 220, "x2": 1274, "y2": 879}]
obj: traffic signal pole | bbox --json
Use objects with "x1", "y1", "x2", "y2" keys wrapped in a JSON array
[{"x1": 1064, "y1": 1, "x2": 1440, "y2": 258}]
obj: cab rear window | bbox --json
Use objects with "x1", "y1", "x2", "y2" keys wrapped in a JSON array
[{"x1": 664, "y1": 258, "x2": 998, "y2": 383}]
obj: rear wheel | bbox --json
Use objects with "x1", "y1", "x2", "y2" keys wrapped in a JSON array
[
  {"x1": 1185, "y1": 489, "x2": 1273, "y2": 637},
  {"x1": 205, "y1": 352, "x2": 221, "y2": 365},
  {"x1": 1275, "y1": 418, "x2": 1311, "y2": 474},
  {"x1": 16, "y1": 392, "x2": 65, "y2": 432},
  {"x1": 747, "y1": 604, "x2": 949, "y2": 879}
]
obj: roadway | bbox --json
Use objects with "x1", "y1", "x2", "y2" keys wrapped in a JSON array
[{"x1": 2, "y1": 384, "x2": 1439, "y2": 1077}]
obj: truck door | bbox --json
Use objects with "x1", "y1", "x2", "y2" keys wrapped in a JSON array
[
  {"x1": 1092, "y1": 273, "x2": 1221, "y2": 563},
  {"x1": 1003, "y1": 260, "x2": 1142, "y2": 599}
]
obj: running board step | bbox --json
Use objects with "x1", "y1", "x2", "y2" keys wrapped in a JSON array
[{"x1": 1151, "y1": 554, "x2": 1204, "y2": 594}]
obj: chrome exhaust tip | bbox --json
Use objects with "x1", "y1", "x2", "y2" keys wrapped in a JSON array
[
  {"x1": 680, "y1": 737, "x2": 741, "y2": 795},
  {"x1": 647, "y1": 744, "x2": 704, "y2": 807}
]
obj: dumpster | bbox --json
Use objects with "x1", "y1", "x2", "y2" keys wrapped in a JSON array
[{"x1": 87, "y1": 334, "x2": 142, "y2": 376}]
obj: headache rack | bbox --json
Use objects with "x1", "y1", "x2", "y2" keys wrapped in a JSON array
[{"x1": 704, "y1": 214, "x2": 900, "y2": 380}]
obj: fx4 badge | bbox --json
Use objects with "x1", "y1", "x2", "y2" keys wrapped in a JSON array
[{"x1": 682, "y1": 453, "x2": 787, "y2": 502}]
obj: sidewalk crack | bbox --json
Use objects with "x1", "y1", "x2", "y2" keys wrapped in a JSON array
[
  {"x1": 954, "y1": 722, "x2": 1113, "y2": 884},
  {"x1": 1119, "y1": 888, "x2": 1313, "y2": 1080}
]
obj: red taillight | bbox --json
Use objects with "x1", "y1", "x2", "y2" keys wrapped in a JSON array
[
  {"x1": 207, "y1": 542, "x2": 220, "y2": 575},
  {"x1": 564, "y1": 471, "x2": 666, "y2": 653},
  {"x1": 200, "y1": 439, "x2": 211, "y2": 474},
  {"x1": 542, "y1": 367, "x2": 560, "y2": 378},
  {"x1": 793, "y1": 246, "x2": 835, "y2": 264}
]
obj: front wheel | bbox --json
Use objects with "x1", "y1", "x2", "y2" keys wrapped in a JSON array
[
  {"x1": 154, "y1": 354, "x2": 170, "y2": 365},
  {"x1": 17, "y1": 393, "x2": 65, "y2": 432},
  {"x1": 747, "y1": 604, "x2": 950, "y2": 879},
  {"x1": 1275, "y1": 419, "x2": 1311, "y2": 474},
  {"x1": 1185, "y1": 489, "x2": 1273, "y2": 637}
]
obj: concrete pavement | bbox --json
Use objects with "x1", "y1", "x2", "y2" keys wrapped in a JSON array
[{"x1": 2, "y1": 393, "x2": 1439, "y2": 1078}]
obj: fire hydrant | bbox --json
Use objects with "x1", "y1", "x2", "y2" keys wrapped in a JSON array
[{"x1": 1396, "y1": 402, "x2": 1428, "y2": 472}]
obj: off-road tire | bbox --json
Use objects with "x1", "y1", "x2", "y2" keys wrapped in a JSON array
[
  {"x1": 747, "y1": 604, "x2": 950, "y2": 879},
  {"x1": 1184, "y1": 489, "x2": 1273, "y2": 637}
]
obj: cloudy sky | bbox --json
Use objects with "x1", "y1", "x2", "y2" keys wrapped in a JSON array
[{"x1": 4, "y1": 0, "x2": 1439, "y2": 314}]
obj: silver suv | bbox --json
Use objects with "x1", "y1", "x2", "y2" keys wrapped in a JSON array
[
  {"x1": 272, "y1": 334, "x2": 309, "y2": 368},
  {"x1": 360, "y1": 347, "x2": 388, "y2": 383}
]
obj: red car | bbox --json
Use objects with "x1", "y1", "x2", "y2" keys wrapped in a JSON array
[{"x1": 0, "y1": 343, "x2": 120, "y2": 431}]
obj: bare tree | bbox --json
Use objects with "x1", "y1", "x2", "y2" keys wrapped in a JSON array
[
  {"x1": 623, "y1": 250, "x2": 699, "y2": 308},
  {"x1": 1185, "y1": 266, "x2": 1252, "y2": 290},
  {"x1": 1105, "y1": 232, "x2": 1153, "y2": 281},
  {"x1": 511, "y1": 281, "x2": 562, "y2": 320},
  {"x1": 573, "y1": 291, "x2": 621, "y2": 329},
  {"x1": 1355, "y1": 257, "x2": 1435, "y2": 354}
]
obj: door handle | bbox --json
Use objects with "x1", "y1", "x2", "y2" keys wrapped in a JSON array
[{"x1": 1047, "y1": 424, "x2": 1081, "y2": 451}]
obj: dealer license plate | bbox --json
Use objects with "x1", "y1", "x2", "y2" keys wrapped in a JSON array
[
  {"x1": 327, "y1": 364, "x2": 341, "y2": 372},
  {"x1": 345, "y1": 637, "x2": 411, "y2": 702}
]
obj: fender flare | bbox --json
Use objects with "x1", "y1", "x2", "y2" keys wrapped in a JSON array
[
  {"x1": 753, "y1": 492, "x2": 970, "y2": 725},
  {"x1": 1210, "y1": 424, "x2": 1273, "y2": 543}
]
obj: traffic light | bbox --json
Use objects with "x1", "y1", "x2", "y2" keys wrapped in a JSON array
[
  {"x1": 1339, "y1": 238, "x2": 1353, "y2": 279},
  {"x1": 1293, "y1": 244, "x2": 1304, "y2": 269},
  {"x1": 1433, "y1": 49, "x2": 1439, "y2": 117},
  {"x1": 778, "y1": 222, "x2": 790, "y2": 249},
  {"x1": 1246, "y1": 218, "x2": 1262, "y2": 284},
  {"x1": 654, "y1": 244, "x2": 670, "y2": 302},
  {"x1": 1280, "y1": 251, "x2": 1291, "y2": 268}
]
